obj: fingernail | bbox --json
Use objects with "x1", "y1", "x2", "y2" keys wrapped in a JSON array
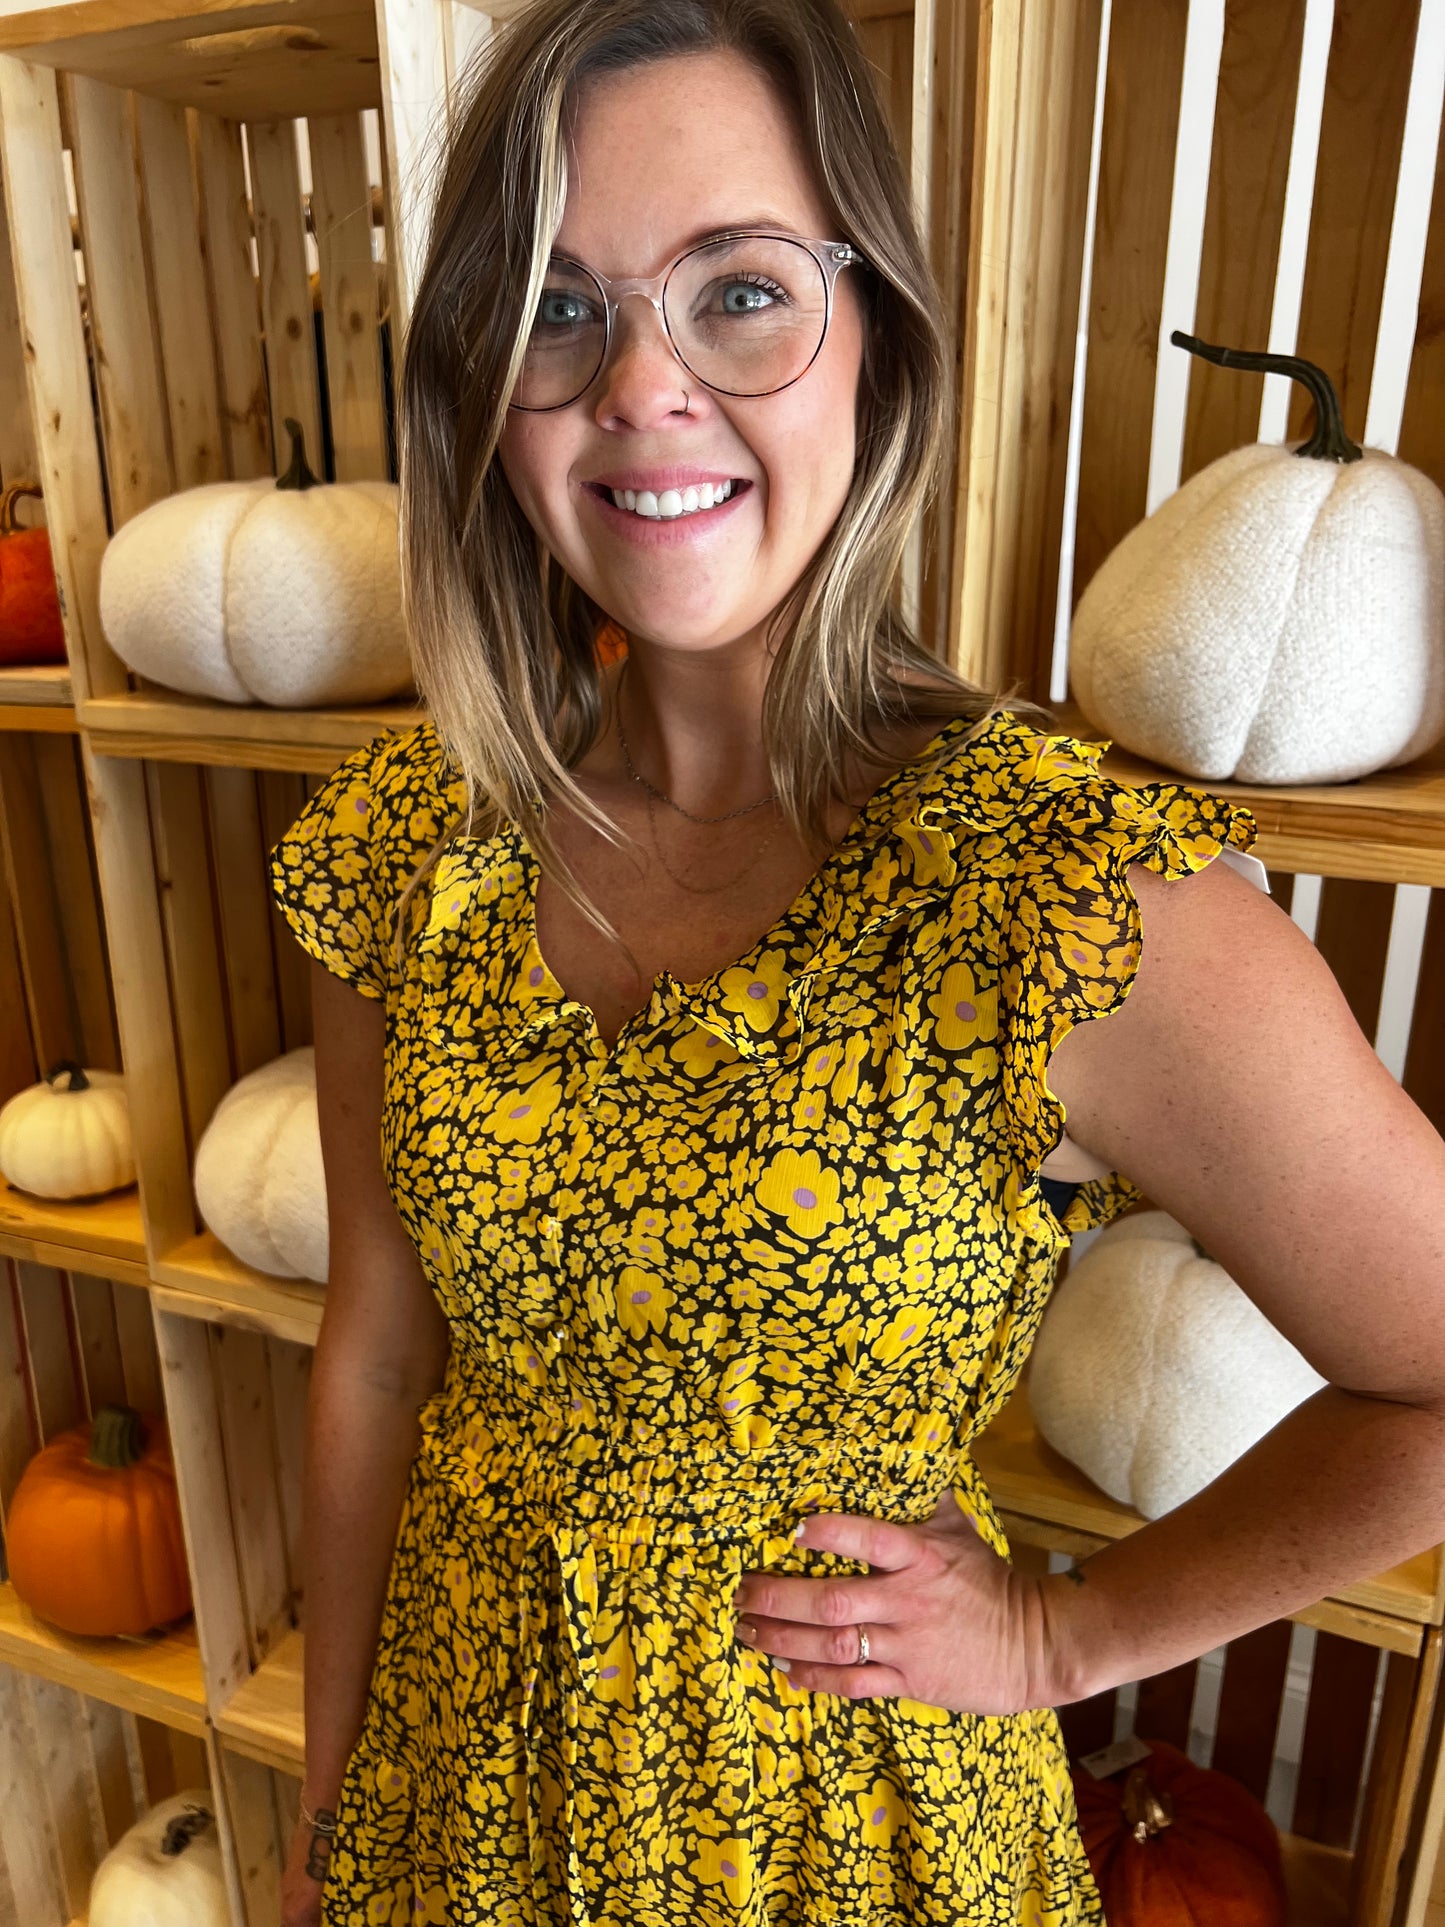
[
  {"x1": 794, "y1": 1519, "x2": 808, "y2": 1541},
  {"x1": 774, "y1": 1657, "x2": 792, "y2": 1673},
  {"x1": 736, "y1": 1620, "x2": 757, "y2": 1643}
]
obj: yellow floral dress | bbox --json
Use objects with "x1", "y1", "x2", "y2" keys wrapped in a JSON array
[{"x1": 269, "y1": 707, "x2": 1258, "y2": 1927}]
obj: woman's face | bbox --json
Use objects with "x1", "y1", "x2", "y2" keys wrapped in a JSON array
[{"x1": 497, "y1": 49, "x2": 866, "y2": 657}]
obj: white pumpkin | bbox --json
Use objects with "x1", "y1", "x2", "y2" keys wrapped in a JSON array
[
  {"x1": 98, "y1": 418, "x2": 412, "y2": 708},
  {"x1": 0, "y1": 1061, "x2": 135, "y2": 1199},
  {"x1": 194, "y1": 1047, "x2": 327, "y2": 1280},
  {"x1": 1069, "y1": 333, "x2": 1445, "y2": 784},
  {"x1": 1029, "y1": 1209, "x2": 1325, "y2": 1519},
  {"x1": 89, "y1": 1789, "x2": 228, "y2": 1927}
]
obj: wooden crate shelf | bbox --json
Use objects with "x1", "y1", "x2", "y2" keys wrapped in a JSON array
[
  {"x1": 215, "y1": 1623, "x2": 303, "y2": 1773},
  {"x1": 152, "y1": 1232, "x2": 325, "y2": 1344},
  {"x1": 0, "y1": 1581, "x2": 205, "y2": 1735},
  {"x1": 976, "y1": 1378, "x2": 1445, "y2": 1653},
  {"x1": 0, "y1": 1180, "x2": 148, "y2": 1283},
  {"x1": 80, "y1": 689, "x2": 426, "y2": 776},
  {"x1": 0, "y1": 662, "x2": 74, "y2": 729},
  {"x1": 1050, "y1": 697, "x2": 1445, "y2": 888}
]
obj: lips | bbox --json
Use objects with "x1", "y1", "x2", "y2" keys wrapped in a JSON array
[{"x1": 583, "y1": 476, "x2": 753, "y2": 538}]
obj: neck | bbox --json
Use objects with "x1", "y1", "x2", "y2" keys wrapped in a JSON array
[{"x1": 614, "y1": 637, "x2": 776, "y2": 815}]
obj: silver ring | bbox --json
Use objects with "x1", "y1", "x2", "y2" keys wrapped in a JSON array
[{"x1": 856, "y1": 1625, "x2": 870, "y2": 1665}]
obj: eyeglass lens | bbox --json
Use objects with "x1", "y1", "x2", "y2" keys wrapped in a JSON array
[{"x1": 512, "y1": 235, "x2": 830, "y2": 410}]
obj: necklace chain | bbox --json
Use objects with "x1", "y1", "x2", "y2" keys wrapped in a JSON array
[
  {"x1": 615, "y1": 658, "x2": 776, "y2": 823},
  {"x1": 641, "y1": 786, "x2": 780, "y2": 896}
]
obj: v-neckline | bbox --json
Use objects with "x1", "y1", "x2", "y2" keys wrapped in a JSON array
[{"x1": 515, "y1": 709, "x2": 994, "y2": 1058}]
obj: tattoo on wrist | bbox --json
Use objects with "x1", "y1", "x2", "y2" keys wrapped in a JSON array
[{"x1": 304, "y1": 1812, "x2": 337, "y2": 1882}]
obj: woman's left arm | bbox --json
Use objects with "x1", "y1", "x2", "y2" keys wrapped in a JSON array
[{"x1": 1034, "y1": 851, "x2": 1445, "y2": 1707}]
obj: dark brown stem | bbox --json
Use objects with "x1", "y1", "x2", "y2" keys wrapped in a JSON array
[
  {"x1": 1171, "y1": 330, "x2": 1362, "y2": 464},
  {"x1": 277, "y1": 417, "x2": 321, "y2": 491},
  {"x1": 46, "y1": 1060, "x2": 89, "y2": 1092}
]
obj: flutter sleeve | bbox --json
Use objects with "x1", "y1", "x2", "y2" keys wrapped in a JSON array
[
  {"x1": 999, "y1": 734, "x2": 1262, "y2": 1242},
  {"x1": 268, "y1": 739, "x2": 391, "y2": 998}
]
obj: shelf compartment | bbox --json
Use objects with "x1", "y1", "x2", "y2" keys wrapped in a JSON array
[
  {"x1": 215, "y1": 1623, "x2": 303, "y2": 1773},
  {"x1": 0, "y1": 1580, "x2": 206, "y2": 1735},
  {"x1": 152, "y1": 1231, "x2": 325, "y2": 1345},
  {"x1": 0, "y1": 1180, "x2": 148, "y2": 1283},
  {"x1": 1050, "y1": 697, "x2": 1445, "y2": 888},
  {"x1": 80, "y1": 689, "x2": 425, "y2": 775},
  {"x1": 975, "y1": 1378, "x2": 1445, "y2": 1649}
]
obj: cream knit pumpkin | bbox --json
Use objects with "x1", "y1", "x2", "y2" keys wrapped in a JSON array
[
  {"x1": 1069, "y1": 335, "x2": 1445, "y2": 784},
  {"x1": 193, "y1": 1047, "x2": 327, "y2": 1280},
  {"x1": 98, "y1": 420, "x2": 411, "y2": 708},
  {"x1": 89, "y1": 1791, "x2": 228, "y2": 1927},
  {"x1": 1029, "y1": 1209, "x2": 1325, "y2": 1519},
  {"x1": 0, "y1": 1063, "x2": 135, "y2": 1199}
]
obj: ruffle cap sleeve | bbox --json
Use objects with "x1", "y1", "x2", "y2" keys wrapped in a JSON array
[
  {"x1": 268, "y1": 723, "x2": 462, "y2": 1000},
  {"x1": 999, "y1": 731, "x2": 1260, "y2": 1244}
]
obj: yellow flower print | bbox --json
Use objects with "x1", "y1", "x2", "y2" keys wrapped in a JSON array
[
  {"x1": 442, "y1": 1555, "x2": 471, "y2": 1617},
  {"x1": 895, "y1": 818, "x2": 954, "y2": 884},
  {"x1": 831, "y1": 1031, "x2": 871, "y2": 1104},
  {"x1": 333, "y1": 846, "x2": 368, "y2": 884},
  {"x1": 415, "y1": 1220, "x2": 456, "y2": 1283},
  {"x1": 801, "y1": 1040, "x2": 839, "y2": 1088},
  {"x1": 303, "y1": 878, "x2": 333, "y2": 913},
  {"x1": 928, "y1": 961, "x2": 999, "y2": 1051},
  {"x1": 690, "y1": 1835, "x2": 754, "y2": 1907},
  {"x1": 671, "y1": 1024, "x2": 734, "y2": 1077},
  {"x1": 482, "y1": 1068, "x2": 563, "y2": 1145},
  {"x1": 857, "y1": 1778, "x2": 906, "y2": 1846},
  {"x1": 872, "y1": 1304, "x2": 931, "y2": 1363},
  {"x1": 412, "y1": 1887, "x2": 448, "y2": 1925},
  {"x1": 716, "y1": 947, "x2": 790, "y2": 1033},
  {"x1": 616, "y1": 1267, "x2": 673, "y2": 1337},
  {"x1": 755, "y1": 1148, "x2": 843, "y2": 1237},
  {"x1": 595, "y1": 1627, "x2": 636, "y2": 1710}
]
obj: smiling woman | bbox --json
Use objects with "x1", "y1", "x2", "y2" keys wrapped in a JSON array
[{"x1": 264, "y1": 2, "x2": 1445, "y2": 1926}]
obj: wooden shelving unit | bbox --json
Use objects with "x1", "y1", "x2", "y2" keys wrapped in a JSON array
[{"x1": 0, "y1": 0, "x2": 1441, "y2": 1924}]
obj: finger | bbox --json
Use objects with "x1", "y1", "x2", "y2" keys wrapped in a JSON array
[
  {"x1": 794, "y1": 1510, "x2": 927, "y2": 1572},
  {"x1": 734, "y1": 1565, "x2": 897, "y2": 1631},
  {"x1": 737, "y1": 1618, "x2": 906, "y2": 1701}
]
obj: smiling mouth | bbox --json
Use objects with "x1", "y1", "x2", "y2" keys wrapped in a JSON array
[{"x1": 592, "y1": 479, "x2": 747, "y2": 520}]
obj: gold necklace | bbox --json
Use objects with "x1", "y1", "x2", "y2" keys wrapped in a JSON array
[{"x1": 642, "y1": 786, "x2": 781, "y2": 896}]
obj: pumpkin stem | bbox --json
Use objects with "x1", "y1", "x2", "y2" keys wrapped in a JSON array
[
  {"x1": 161, "y1": 1803, "x2": 215, "y2": 1856},
  {"x1": 45, "y1": 1060, "x2": 90, "y2": 1093},
  {"x1": 1170, "y1": 330, "x2": 1363, "y2": 464},
  {"x1": 0, "y1": 480, "x2": 42, "y2": 537},
  {"x1": 276, "y1": 417, "x2": 321, "y2": 492},
  {"x1": 1121, "y1": 1765, "x2": 1175, "y2": 1845},
  {"x1": 88, "y1": 1404, "x2": 145, "y2": 1470}
]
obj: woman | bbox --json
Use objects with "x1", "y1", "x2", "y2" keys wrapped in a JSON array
[{"x1": 271, "y1": 1, "x2": 1445, "y2": 1921}]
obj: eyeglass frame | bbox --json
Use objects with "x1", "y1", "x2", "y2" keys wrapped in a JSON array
[{"x1": 506, "y1": 228, "x2": 868, "y2": 412}]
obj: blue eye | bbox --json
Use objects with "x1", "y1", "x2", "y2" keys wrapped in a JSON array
[
  {"x1": 538, "y1": 291, "x2": 596, "y2": 327},
  {"x1": 718, "y1": 277, "x2": 788, "y2": 315}
]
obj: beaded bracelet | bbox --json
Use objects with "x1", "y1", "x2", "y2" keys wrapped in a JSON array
[{"x1": 298, "y1": 1795, "x2": 339, "y2": 1838}]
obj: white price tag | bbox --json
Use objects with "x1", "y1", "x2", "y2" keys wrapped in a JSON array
[{"x1": 1076, "y1": 1733, "x2": 1154, "y2": 1781}]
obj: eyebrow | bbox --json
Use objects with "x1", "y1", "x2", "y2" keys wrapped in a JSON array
[{"x1": 552, "y1": 215, "x2": 805, "y2": 268}]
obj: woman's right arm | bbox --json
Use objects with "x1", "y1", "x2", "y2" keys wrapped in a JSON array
[{"x1": 280, "y1": 959, "x2": 451, "y2": 1926}]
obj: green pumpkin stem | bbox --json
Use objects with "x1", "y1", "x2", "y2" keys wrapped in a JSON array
[
  {"x1": 1121, "y1": 1765, "x2": 1175, "y2": 1845},
  {"x1": 46, "y1": 1060, "x2": 89, "y2": 1093},
  {"x1": 87, "y1": 1404, "x2": 144, "y2": 1470},
  {"x1": 276, "y1": 417, "x2": 321, "y2": 492},
  {"x1": 1170, "y1": 330, "x2": 1363, "y2": 464}
]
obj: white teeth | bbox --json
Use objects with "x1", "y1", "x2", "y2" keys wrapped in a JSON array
[{"x1": 608, "y1": 480, "x2": 736, "y2": 518}]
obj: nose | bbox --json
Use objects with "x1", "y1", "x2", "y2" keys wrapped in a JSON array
[{"x1": 591, "y1": 292, "x2": 700, "y2": 431}]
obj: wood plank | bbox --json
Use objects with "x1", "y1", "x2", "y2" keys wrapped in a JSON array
[
  {"x1": 1071, "y1": 0, "x2": 1190, "y2": 605},
  {"x1": 151, "y1": 1256, "x2": 325, "y2": 1347},
  {"x1": 66, "y1": 72, "x2": 175, "y2": 519},
  {"x1": 0, "y1": 1179, "x2": 147, "y2": 1280},
  {"x1": 0, "y1": 733, "x2": 74, "y2": 1071},
  {"x1": 1314, "y1": 877, "x2": 1396, "y2": 1039},
  {"x1": 374, "y1": 0, "x2": 448, "y2": 329},
  {"x1": 0, "y1": 662, "x2": 72, "y2": 708},
  {"x1": 191, "y1": 107, "x2": 272, "y2": 481},
  {"x1": 258, "y1": 771, "x2": 312, "y2": 1051},
  {"x1": 0, "y1": 57, "x2": 124, "y2": 705},
  {"x1": 133, "y1": 91, "x2": 226, "y2": 489},
  {"x1": 24, "y1": 1676, "x2": 105, "y2": 1915},
  {"x1": 32, "y1": 733, "x2": 118, "y2": 1071},
  {"x1": 214, "y1": 1326, "x2": 293, "y2": 1663},
  {"x1": 1393, "y1": 1630, "x2": 1445, "y2": 1927},
  {"x1": 1350, "y1": 1643, "x2": 1427, "y2": 1924},
  {"x1": 112, "y1": 1273, "x2": 163, "y2": 1416},
  {"x1": 0, "y1": 120, "x2": 39, "y2": 490},
  {"x1": 1292, "y1": 1632, "x2": 1382, "y2": 1846},
  {"x1": 0, "y1": 857, "x2": 36, "y2": 1110},
  {"x1": 15, "y1": 1259, "x2": 80, "y2": 1442},
  {"x1": 0, "y1": 1263, "x2": 34, "y2": 1518},
  {"x1": 0, "y1": 1666, "x2": 67, "y2": 1924},
  {"x1": 206, "y1": 765, "x2": 282, "y2": 1079},
  {"x1": 1133, "y1": 1658, "x2": 1199, "y2": 1751},
  {"x1": 246, "y1": 117, "x2": 324, "y2": 480},
  {"x1": 1211, "y1": 1616, "x2": 1293, "y2": 1801},
  {"x1": 1056, "y1": 1688, "x2": 1116, "y2": 1761},
  {"x1": 81, "y1": 1693, "x2": 139, "y2": 1846},
  {"x1": 307, "y1": 112, "x2": 388, "y2": 481},
  {"x1": 216, "y1": 1738, "x2": 286, "y2": 1919},
  {"x1": 267, "y1": 1338, "x2": 309, "y2": 1618},
  {"x1": 67, "y1": 1272, "x2": 127, "y2": 1414},
  {"x1": 81, "y1": 686, "x2": 425, "y2": 772},
  {"x1": 1182, "y1": 0, "x2": 1308, "y2": 481},
  {"x1": 1287, "y1": 0, "x2": 1420, "y2": 447},
  {"x1": 856, "y1": 10, "x2": 913, "y2": 163},
  {"x1": 214, "y1": 1622, "x2": 303, "y2": 1770},
  {"x1": 1399, "y1": 69, "x2": 1445, "y2": 494},
  {"x1": 1404, "y1": 891, "x2": 1445, "y2": 1140}
]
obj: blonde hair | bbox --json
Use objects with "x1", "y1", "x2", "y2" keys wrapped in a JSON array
[{"x1": 396, "y1": 0, "x2": 1052, "y2": 948}]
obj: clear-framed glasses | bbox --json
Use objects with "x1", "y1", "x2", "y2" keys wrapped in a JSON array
[{"x1": 508, "y1": 229, "x2": 866, "y2": 412}]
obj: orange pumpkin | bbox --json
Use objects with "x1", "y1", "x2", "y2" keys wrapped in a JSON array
[
  {"x1": 6, "y1": 1404, "x2": 192, "y2": 1636},
  {"x1": 0, "y1": 481, "x2": 66, "y2": 666},
  {"x1": 1072, "y1": 1740, "x2": 1287, "y2": 1927}
]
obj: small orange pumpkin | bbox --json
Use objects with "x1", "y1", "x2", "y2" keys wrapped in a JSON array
[
  {"x1": 1072, "y1": 1739, "x2": 1287, "y2": 1927},
  {"x1": 0, "y1": 481, "x2": 66, "y2": 666},
  {"x1": 6, "y1": 1405, "x2": 192, "y2": 1636}
]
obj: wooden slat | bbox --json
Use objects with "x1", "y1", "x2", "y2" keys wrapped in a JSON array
[
  {"x1": 0, "y1": 735, "x2": 73, "y2": 1071},
  {"x1": 1399, "y1": 79, "x2": 1445, "y2": 493},
  {"x1": 856, "y1": 10, "x2": 914, "y2": 161},
  {"x1": 267, "y1": 1338, "x2": 310, "y2": 1616},
  {"x1": 1349, "y1": 1643, "x2": 1429, "y2": 1922},
  {"x1": 0, "y1": 870, "x2": 36, "y2": 1107},
  {"x1": 133, "y1": 91, "x2": 226, "y2": 489},
  {"x1": 32, "y1": 734, "x2": 118, "y2": 1070},
  {"x1": 1293, "y1": 1632, "x2": 1382, "y2": 1846},
  {"x1": 0, "y1": 1267, "x2": 33, "y2": 1519},
  {"x1": 214, "y1": 1326, "x2": 293, "y2": 1665},
  {"x1": 1211, "y1": 1616, "x2": 1293, "y2": 1802},
  {"x1": 214, "y1": 1623, "x2": 303, "y2": 1770},
  {"x1": 1181, "y1": 0, "x2": 1308, "y2": 481},
  {"x1": 1287, "y1": 0, "x2": 1421, "y2": 446},
  {"x1": 82, "y1": 686, "x2": 425, "y2": 771},
  {"x1": 66, "y1": 72, "x2": 174, "y2": 518},
  {"x1": 1133, "y1": 1658, "x2": 1199, "y2": 1752},
  {"x1": 152, "y1": 1248, "x2": 325, "y2": 1348},
  {"x1": 0, "y1": 1667, "x2": 67, "y2": 1924},
  {"x1": 1313, "y1": 878, "x2": 1396, "y2": 1039},
  {"x1": 81, "y1": 1695, "x2": 138, "y2": 1847},
  {"x1": 374, "y1": 0, "x2": 449, "y2": 329},
  {"x1": 0, "y1": 139, "x2": 39, "y2": 488},
  {"x1": 1071, "y1": 0, "x2": 1191, "y2": 606},
  {"x1": 1403, "y1": 892, "x2": 1445, "y2": 1139},
  {"x1": 67, "y1": 1272, "x2": 127, "y2": 1414},
  {"x1": 1393, "y1": 1631, "x2": 1445, "y2": 1926},
  {"x1": 0, "y1": 57, "x2": 124, "y2": 705},
  {"x1": 15, "y1": 1261, "x2": 80, "y2": 1443},
  {"x1": 0, "y1": 1181, "x2": 148, "y2": 1283},
  {"x1": 25, "y1": 1676, "x2": 105, "y2": 1917},
  {"x1": 191, "y1": 108, "x2": 272, "y2": 481},
  {"x1": 246, "y1": 118, "x2": 324, "y2": 479},
  {"x1": 205, "y1": 765, "x2": 282, "y2": 1078},
  {"x1": 112, "y1": 1274, "x2": 163, "y2": 1416},
  {"x1": 307, "y1": 112, "x2": 388, "y2": 481},
  {"x1": 1056, "y1": 1688, "x2": 1116, "y2": 1761},
  {"x1": 258, "y1": 771, "x2": 312, "y2": 1053},
  {"x1": 216, "y1": 1739, "x2": 286, "y2": 1918}
]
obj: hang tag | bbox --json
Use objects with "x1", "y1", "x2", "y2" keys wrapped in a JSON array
[{"x1": 1076, "y1": 1733, "x2": 1153, "y2": 1781}]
